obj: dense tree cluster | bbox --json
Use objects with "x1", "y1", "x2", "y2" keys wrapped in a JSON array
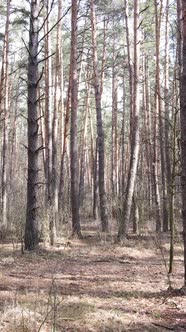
[{"x1": 0, "y1": 0, "x2": 186, "y2": 287}]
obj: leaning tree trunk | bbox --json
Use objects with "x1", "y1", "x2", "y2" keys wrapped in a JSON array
[
  {"x1": 118, "y1": 0, "x2": 140, "y2": 240},
  {"x1": 70, "y1": 0, "x2": 81, "y2": 237},
  {"x1": 90, "y1": 0, "x2": 108, "y2": 232},
  {"x1": 24, "y1": 0, "x2": 41, "y2": 250}
]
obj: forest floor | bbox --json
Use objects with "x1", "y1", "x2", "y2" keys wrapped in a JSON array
[{"x1": 0, "y1": 220, "x2": 186, "y2": 332}]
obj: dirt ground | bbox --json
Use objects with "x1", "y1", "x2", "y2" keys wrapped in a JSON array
[{"x1": 0, "y1": 222, "x2": 186, "y2": 332}]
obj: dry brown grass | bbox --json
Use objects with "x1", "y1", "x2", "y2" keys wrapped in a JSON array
[{"x1": 0, "y1": 228, "x2": 185, "y2": 331}]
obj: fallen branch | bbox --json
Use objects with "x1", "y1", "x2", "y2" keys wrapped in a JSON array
[{"x1": 152, "y1": 322, "x2": 174, "y2": 330}]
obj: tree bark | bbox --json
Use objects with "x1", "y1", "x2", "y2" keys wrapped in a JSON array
[
  {"x1": 90, "y1": 0, "x2": 108, "y2": 232},
  {"x1": 0, "y1": 0, "x2": 10, "y2": 228},
  {"x1": 118, "y1": 0, "x2": 140, "y2": 240},
  {"x1": 111, "y1": 34, "x2": 118, "y2": 197},
  {"x1": 180, "y1": 0, "x2": 186, "y2": 287},
  {"x1": 155, "y1": 0, "x2": 169, "y2": 232},
  {"x1": 70, "y1": 0, "x2": 81, "y2": 237},
  {"x1": 58, "y1": 67, "x2": 71, "y2": 210},
  {"x1": 24, "y1": 0, "x2": 41, "y2": 250},
  {"x1": 79, "y1": 67, "x2": 90, "y2": 207}
]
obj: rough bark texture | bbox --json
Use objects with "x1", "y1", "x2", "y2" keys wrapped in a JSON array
[
  {"x1": 90, "y1": 0, "x2": 108, "y2": 232},
  {"x1": 58, "y1": 68, "x2": 71, "y2": 210},
  {"x1": 70, "y1": 0, "x2": 81, "y2": 236},
  {"x1": 111, "y1": 38, "x2": 118, "y2": 197},
  {"x1": 51, "y1": 0, "x2": 63, "y2": 239},
  {"x1": 155, "y1": 0, "x2": 169, "y2": 232},
  {"x1": 121, "y1": 75, "x2": 125, "y2": 196},
  {"x1": 93, "y1": 138, "x2": 99, "y2": 220},
  {"x1": 152, "y1": 1, "x2": 162, "y2": 231},
  {"x1": 0, "y1": 0, "x2": 10, "y2": 228},
  {"x1": 79, "y1": 69, "x2": 90, "y2": 207},
  {"x1": 144, "y1": 57, "x2": 153, "y2": 211},
  {"x1": 181, "y1": 0, "x2": 186, "y2": 286},
  {"x1": 124, "y1": 0, "x2": 133, "y2": 140},
  {"x1": 118, "y1": 0, "x2": 140, "y2": 240},
  {"x1": 24, "y1": 0, "x2": 40, "y2": 250}
]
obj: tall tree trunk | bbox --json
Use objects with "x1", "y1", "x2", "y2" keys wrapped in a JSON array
[
  {"x1": 70, "y1": 0, "x2": 81, "y2": 237},
  {"x1": 155, "y1": 0, "x2": 169, "y2": 232},
  {"x1": 0, "y1": 0, "x2": 10, "y2": 228},
  {"x1": 24, "y1": 0, "x2": 41, "y2": 250},
  {"x1": 180, "y1": 0, "x2": 186, "y2": 287},
  {"x1": 144, "y1": 55, "x2": 153, "y2": 211},
  {"x1": 93, "y1": 138, "x2": 99, "y2": 219},
  {"x1": 79, "y1": 67, "x2": 90, "y2": 207},
  {"x1": 164, "y1": 0, "x2": 171, "y2": 232},
  {"x1": 90, "y1": 0, "x2": 108, "y2": 232},
  {"x1": 121, "y1": 74, "x2": 126, "y2": 196},
  {"x1": 58, "y1": 67, "x2": 71, "y2": 210},
  {"x1": 151, "y1": 3, "x2": 162, "y2": 232},
  {"x1": 50, "y1": 0, "x2": 63, "y2": 243},
  {"x1": 44, "y1": 1, "x2": 53, "y2": 206},
  {"x1": 118, "y1": 0, "x2": 140, "y2": 240},
  {"x1": 111, "y1": 35, "x2": 118, "y2": 197},
  {"x1": 168, "y1": 105, "x2": 178, "y2": 274},
  {"x1": 124, "y1": 0, "x2": 133, "y2": 141}
]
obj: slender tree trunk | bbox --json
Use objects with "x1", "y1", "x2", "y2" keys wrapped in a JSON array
[
  {"x1": 88, "y1": 105, "x2": 96, "y2": 217},
  {"x1": 164, "y1": 0, "x2": 171, "y2": 233},
  {"x1": 58, "y1": 68, "x2": 71, "y2": 210},
  {"x1": 144, "y1": 56, "x2": 153, "y2": 211},
  {"x1": 93, "y1": 137, "x2": 99, "y2": 220},
  {"x1": 90, "y1": 0, "x2": 108, "y2": 232},
  {"x1": 0, "y1": 0, "x2": 10, "y2": 228},
  {"x1": 132, "y1": 194, "x2": 139, "y2": 234},
  {"x1": 44, "y1": 2, "x2": 53, "y2": 206},
  {"x1": 121, "y1": 74, "x2": 125, "y2": 196},
  {"x1": 168, "y1": 107, "x2": 177, "y2": 274},
  {"x1": 180, "y1": 0, "x2": 186, "y2": 287},
  {"x1": 50, "y1": 0, "x2": 63, "y2": 243},
  {"x1": 151, "y1": 3, "x2": 162, "y2": 232},
  {"x1": 152, "y1": 111, "x2": 162, "y2": 232},
  {"x1": 100, "y1": 16, "x2": 107, "y2": 96},
  {"x1": 111, "y1": 35, "x2": 118, "y2": 197},
  {"x1": 155, "y1": 0, "x2": 169, "y2": 232},
  {"x1": 124, "y1": 0, "x2": 133, "y2": 140},
  {"x1": 24, "y1": 0, "x2": 41, "y2": 250},
  {"x1": 57, "y1": 0, "x2": 64, "y2": 160},
  {"x1": 70, "y1": 0, "x2": 81, "y2": 237},
  {"x1": 118, "y1": 0, "x2": 140, "y2": 240},
  {"x1": 79, "y1": 68, "x2": 90, "y2": 207}
]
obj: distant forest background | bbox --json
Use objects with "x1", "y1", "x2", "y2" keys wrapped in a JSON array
[{"x1": 0, "y1": 0, "x2": 186, "y2": 282}]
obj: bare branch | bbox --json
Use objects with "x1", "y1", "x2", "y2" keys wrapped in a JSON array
[
  {"x1": 20, "y1": 114, "x2": 28, "y2": 121},
  {"x1": 37, "y1": 0, "x2": 55, "y2": 33},
  {"x1": 35, "y1": 94, "x2": 45, "y2": 105},
  {"x1": 38, "y1": 5, "x2": 72, "y2": 44},
  {"x1": 37, "y1": 51, "x2": 56, "y2": 64},
  {"x1": 35, "y1": 67, "x2": 44, "y2": 87},
  {"x1": 20, "y1": 76, "x2": 28, "y2": 85},
  {"x1": 22, "y1": 37, "x2": 33, "y2": 60},
  {"x1": 37, "y1": 4, "x2": 44, "y2": 19},
  {"x1": 36, "y1": 46, "x2": 44, "y2": 57}
]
